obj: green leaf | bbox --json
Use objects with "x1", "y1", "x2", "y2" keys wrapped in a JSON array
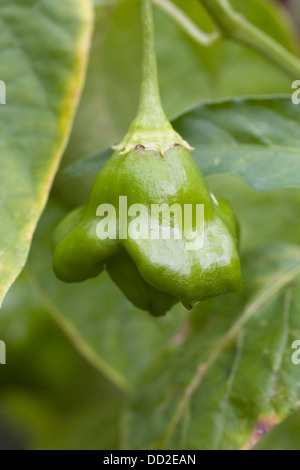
[
  {"x1": 124, "y1": 244, "x2": 300, "y2": 450},
  {"x1": 254, "y1": 408, "x2": 300, "y2": 450},
  {"x1": 62, "y1": 96, "x2": 300, "y2": 193},
  {"x1": 0, "y1": 0, "x2": 93, "y2": 305}
]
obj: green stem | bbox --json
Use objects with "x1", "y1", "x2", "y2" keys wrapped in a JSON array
[
  {"x1": 115, "y1": 0, "x2": 192, "y2": 155},
  {"x1": 136, "y1": 0, "x2": 167, "y2": 129},
  {"x1": 153, "y1": 0, "x2": 221, "y2": 47},
  {"x1": 199, "y1": 0, "x2": 300, "y2": 78}
]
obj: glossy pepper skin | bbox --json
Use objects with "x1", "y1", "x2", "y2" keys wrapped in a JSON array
[{"x1": 53, "y1": 145, "x2": 242, "y2": 316}]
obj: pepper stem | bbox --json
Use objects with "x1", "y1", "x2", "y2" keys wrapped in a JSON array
[
  {"x1": 136, "y1": 0, "x2": 168, "y2": 130},
  {"x1": 114, "y1": 0, "x2": 192, "y2": 156}
]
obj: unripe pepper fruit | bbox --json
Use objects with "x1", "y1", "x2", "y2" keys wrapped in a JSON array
[{"x1": 53, "y1": 0, "x2": 243, "y2": 316}]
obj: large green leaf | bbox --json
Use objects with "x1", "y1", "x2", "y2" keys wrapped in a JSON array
[
  {"x1": 0, "y1": 0, "x2": 93, "y2": 305},
  {"x1": 62, "y1": 96, "x2": 300, "y2": 192},
  {"x1": 124, "y1": 244, "x2": 300, "y2": 449}
]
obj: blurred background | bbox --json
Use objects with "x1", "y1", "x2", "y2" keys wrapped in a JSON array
[{"x1": 0, "y1": 0, "x2": 300, "y2": 449}]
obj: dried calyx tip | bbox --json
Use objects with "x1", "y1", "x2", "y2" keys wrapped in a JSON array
[
  {"x1": 113, "y1": 141, "x2": 194, "y2": 156},
  {"x1": 113, "y1": 126, "x2": 194, "y2": 156}
]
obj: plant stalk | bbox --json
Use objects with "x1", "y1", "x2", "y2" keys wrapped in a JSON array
[
  {"x1": 135, "y1": 0, "x2": 168, "y2": 130},
  {"x1": 199, "y1": 0, "x2": 300, "y2": 78}
]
